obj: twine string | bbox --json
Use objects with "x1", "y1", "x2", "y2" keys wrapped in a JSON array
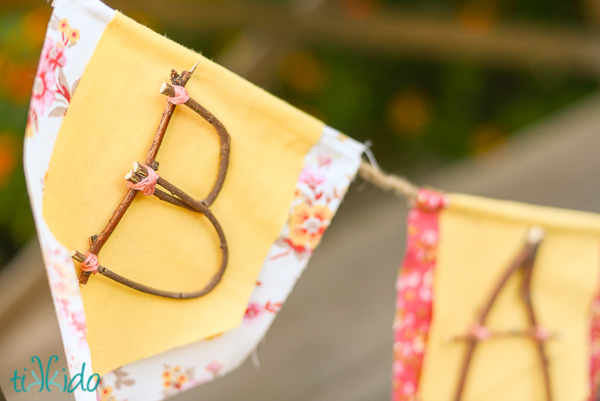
[{"x1": 358, "y1": 161, "x2": 419, "y2": 200}]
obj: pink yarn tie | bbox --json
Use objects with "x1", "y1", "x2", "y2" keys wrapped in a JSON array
[
  {"x1": 167, "y1": 85, "x2": 189, "y2": 105},
  {"x1": 533, "y1": 325, "x2": 551, "y2": 341},
  {"x1": 469, "y1": 324, "x2": 491, "y2": 341},
  {"x1": 81, "y1": 252, "x2": 99, "y2": 274},
  {"x1": 127, "y1": 164, "x2": 159, "y2": 196}
]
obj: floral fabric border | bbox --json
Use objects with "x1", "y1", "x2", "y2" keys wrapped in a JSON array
[
  {"x1": 24, "y1": 1, "x2": 115, "y2": 400},
  {"x1": 393, "y1": 191, "x2": 600, "y2": 400},
  {"x1": 392, "y1": 189, "x2": 447, "y2": 401},
  {"x1": 589, "y1": 292, "x2": 600, "y2": 400}
]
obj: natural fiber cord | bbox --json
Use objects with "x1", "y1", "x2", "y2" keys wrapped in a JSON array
[{"x1": 358, "y1": 161, "x2": 419, "y2": 200}]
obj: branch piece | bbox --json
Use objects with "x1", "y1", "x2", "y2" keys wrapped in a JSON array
[
  {"x1": 75, "y1": 62, "x2": 232, "y2": 301},
  {"x1": 77, "y1": 65, "x2": 199, "y2": 284},
  {"x1": 527, "y1": 226, "x2": 545, "y2": 245},
  {"x1": 160, "y1": 82, "x2": 175, "y2": 97},
  {"x1": 452, "y1": 229, "x2": 553, "y2": 401},
  {"x1": 447, "y1": 328, "x2": 561, "y2": 343}
]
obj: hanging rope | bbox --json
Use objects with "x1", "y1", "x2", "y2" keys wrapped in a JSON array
[{"x1": 358, "y1": 161, "x2": 419, "y2": 200}]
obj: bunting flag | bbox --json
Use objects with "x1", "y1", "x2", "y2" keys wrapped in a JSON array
[
  {"x1": 24, "y1": 1, "x2": 364, "y2": 400},
  {"x1": 393, "y1": 189, "x2": 600, "y2": 401},
  {"x1": 24, "y1": 1, "x2": 600, "y2": 401}
]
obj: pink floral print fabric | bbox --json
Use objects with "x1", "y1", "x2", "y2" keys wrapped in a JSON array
[
  {"x1": 589, "y1": 293, "x2": 600, "y2": 400},
  {"x1": 24, "y1": 1, "x2": 116, "y2": 400},
  {"x1": 28, "y1": 16, "x2": 82, "y2": 134},
  {"x1": 392, "y1": 189, "x2": 447, "y2": 401}
]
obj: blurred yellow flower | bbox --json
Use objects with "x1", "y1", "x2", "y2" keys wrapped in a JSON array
[
  {"x1": 99, "y1": 385, "x2": 113, "y2": 401},
  {"x1": 289, "y1": 203, "x2": 333, "y2": 251},
  {"x1": 458, "y1": 1, "x2": 501, "y2": 33},
  {"x1": 58, "y1": 19, "x2": 70, "y2": 33},
  {"x1": 280, "y1": 51, "x2": 326, "y2": 94},
  {"x1": 67, "y1": 28, "x2": 80, "y2": 44},
  {"x1": 387, "y1": 88, "x2": 433, "y2": 137}
]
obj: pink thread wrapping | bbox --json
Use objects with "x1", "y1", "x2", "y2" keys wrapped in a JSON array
[
  {"x1": 470, "y1": 324, "x2": 491, "y2": 341},
  {"x1": 127, "y1": 165, "x2": 159, "y2": 196},
  {"x1": 81, "y1": 252, "x2": 99, "y2": 274},
  {"x1": 533, "y1": 326, "x2": 551, "y2": 341},
  {"x1": 167, "y1": 85, "x2": 189, "y2": 105}
]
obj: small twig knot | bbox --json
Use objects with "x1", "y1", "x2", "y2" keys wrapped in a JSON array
[
  {"x1": 533, "y1": 326, "x2": 551, "y2": 341},
  {"x1": 127, "y1": 164, "x2": 159, "y2": 195},
  {"x1": 469, "y1": 324, "x2": 491, "y2": 341}
]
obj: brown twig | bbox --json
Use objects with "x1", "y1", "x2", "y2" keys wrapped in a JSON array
[
  {"x1": 521, "y1": 242, "x2": 554, "y2": 401},
  {"x1": 71, "y1": 248, "x2": 225, "y2": 299},
  {"x1": 159, "y1": 82, "x2": 231, "y2": 207},
  {"x1": 452, "y1": 226, "x2": 552, "y2": 401},
  {"x1": 448, "y1": 329, "x2": 561, "y2": 342},
  {"x1": 125, "y1": 169, "x2": 193, "y2": 211},
  {"x1": 146, "y1": 62, "x2": 199, "y2": 165},
  {"x1": 74, "y1": 62, "x2": 232, "y2": 299},
  {"x1": 77, "y1": 63, "x2": 198, "y2": 285},
  {"x1": 122, "y1": 165, "x2": 229, "y2": 298}
]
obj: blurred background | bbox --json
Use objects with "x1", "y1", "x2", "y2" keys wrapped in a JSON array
[
  {"x1": 0, "y1": 0, "x2": 599, "y2": 268},
  {"x1": 1, "y1": 0, "x2": 600, "y2": 400}
]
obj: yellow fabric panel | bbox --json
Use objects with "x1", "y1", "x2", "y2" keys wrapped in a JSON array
[
  {"x1": 42, "y1": 12, "x2": 323, "y2": 375},
  {"x1": 419, "y1": 193, "x2": 600, "y2": 401}
]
